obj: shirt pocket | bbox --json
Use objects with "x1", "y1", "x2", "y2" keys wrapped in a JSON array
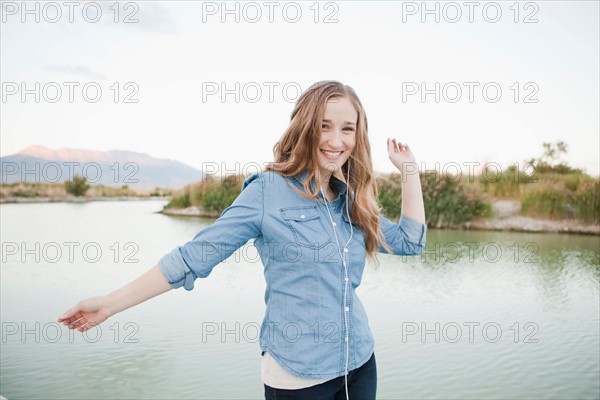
[
  {"x1": 342, "y1": 211, "x2": 366, "y2": 249},
  {"x1": 280, "y1": 205, "x2": 332, "y2": 250}
]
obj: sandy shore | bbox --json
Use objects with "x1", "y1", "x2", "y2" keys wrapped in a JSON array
[
  {"x1": 158, "y1": 206, "x2": 220, "y2": 218},
  {"x1": 453, "y1": 200, "x2": 599, "y2": 235}
]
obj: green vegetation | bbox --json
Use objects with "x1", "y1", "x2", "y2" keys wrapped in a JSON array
[
  {"x1": 65, "y1": 175, "x2": 90, "y2": 196},
  {"x1": 150, "y1": 187, "x2": 172, "y2": 197},
  {"x1": 479, "y1": 164, "x2": 536, "y2": 198},
  {"x1": 517, "y1": 141, "x2": 599, "y2": 223},
  {"x1": 525, "y1": 141, "x2": 583, "y2": 175},
  {"x1": 6, "y1": 139, "x2": 594, "y2": 227},
  {"x1": 377, "y1": 172, "x2": 492, "y2": 228},
  {"x1": 574, "y1": 180, "x2": 600, "y2": 223},
  {"x1": 0, "y1": 181, "x2": 166, "y2": 199},
  {"x1": 164, "y1": 175, "x2": 243, "y2": 213},
  {"x1": 164, "y1": 141, "x2": 598, "y2": 227}
]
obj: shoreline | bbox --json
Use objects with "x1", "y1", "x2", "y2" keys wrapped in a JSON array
[
  {"x1": 0, "y1": 196, "x2": 171, "y2": 204},
  {"x1": 446, "y1": 216, "x2": 599, "y2": 236},
  {"x1": 158, "y1": 206, "x2": 220, "y2": 218},
  {"x1": 159, "y1": 201, "x2": 600, "y2": 236},
  {"x1": 445, "y1": 199, "x2": 599, "y2": 236},
  {"x1": 2, "y1": 197, "x2": 598, "y2": 236}
]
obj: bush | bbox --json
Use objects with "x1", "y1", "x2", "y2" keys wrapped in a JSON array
[
  {"x1": 378, "y1": 172, "x2": 491, "y2": 228},
  {"x1": 13, "y1": 190, "x2": 39, "y2": 198},
  {"x1": 520, "y1": 181, "x2": 574, "y2": 219},
  {"x1": 65, "y1": 175, "x2": 89, "y2": 197},
  {"x1": 164, "y1": 175, "x2": 243, "y2": 213},
  {"x1": 376, "y1": 173, "x2": 403, "y2": 217},
  {"x1": 165, "y1": 190, "x2": 191, "y2": 209},
  {"x1": 574, "y1": 180, "x2": 600, "y2": 223},
  {"x1": 201, "y1": 176, "x2": 241, "y2": 213},
  {"x1": 479, "y1": 164, "x2": 535, "y2": 199},
  {"x1": 536, "y1": 172, "x2": 588, "y2": 192}
]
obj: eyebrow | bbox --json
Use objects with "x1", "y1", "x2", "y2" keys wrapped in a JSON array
[{"x1": 322, "y1": 119, "x2": 357, "y2": 126}]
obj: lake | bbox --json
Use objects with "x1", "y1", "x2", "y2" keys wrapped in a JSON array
[{"x1": 1, "y1": 200, "x2": 599, "y2": 400}]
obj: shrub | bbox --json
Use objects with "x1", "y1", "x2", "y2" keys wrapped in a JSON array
[
  {"x1": 520, "y1": 181, "x2": 574, "y2": 219},
  {"x1": 65, "y1": 175, "x2": 89, "y2": 197},
  {"x1": 479, "y1": 164, "x2": 535, "y2": 199},
  {"x1": 164, "y1": 175, "x2": 243, "y2": 213},
  {"x1": 201, "y1": 176, "x2": 241, "y2": 213},
  {"x1": 378, "y1": 172, "x2": 491, "y2": 228},
  {"x1": 165, "y1": 190, "x2": 191, "y2": 209},
  {"x1": 574, "y1": 180, "x2": 600, "y2": 223}
]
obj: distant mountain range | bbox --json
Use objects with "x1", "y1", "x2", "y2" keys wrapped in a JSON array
[{"x1": 1, "y1": 145, "x2": 204, "y2": 190}]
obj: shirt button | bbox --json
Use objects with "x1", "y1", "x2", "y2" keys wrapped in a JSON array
[
  {"x1": 345, "y1": 306, "x2": 349, "y2": 312},
  {"x1": 333, "y1": 222, "x2": 336, "y2": 226},
  {"x1": 300, "y1": 214, "x2": 305, "y2": 219},
  {"x1": 345, "y1": 277, "x2": 349, "y2": 282},
  {"x1": 343, "y1": 248, "x2": 348, "y2": 253},
  {"x1": 345, "y1": 336, "x2": 349, "y2": 342}
]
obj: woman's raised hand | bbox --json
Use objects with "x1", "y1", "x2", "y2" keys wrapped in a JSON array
[
  {"x1": 57, "y1": 296, "x2": 111, "y2": 332},
  {"x1": 387, "y1": 137, "x2": 417, "y2": 173}
]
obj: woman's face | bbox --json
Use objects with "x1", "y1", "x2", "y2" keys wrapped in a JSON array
[{"x1": 317, "y1": 96, "x2": 357, "y2": 180}]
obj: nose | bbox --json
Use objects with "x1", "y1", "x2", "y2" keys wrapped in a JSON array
[{"x1": 327, "y1": 128, "x2": 344, "y2": 148}]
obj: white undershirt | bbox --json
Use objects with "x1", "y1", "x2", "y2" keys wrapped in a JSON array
[{"x1": 261, "y1": 351, "x2": 330, "y2": 389}]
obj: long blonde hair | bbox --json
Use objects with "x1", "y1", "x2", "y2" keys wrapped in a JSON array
[{"x1": 263, "y1": 80, "x2": 393, "y2": 265}]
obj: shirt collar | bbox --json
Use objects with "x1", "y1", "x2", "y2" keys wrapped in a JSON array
[{"x1": 293, "y1": 169, "x2": 348, "y2": 199}]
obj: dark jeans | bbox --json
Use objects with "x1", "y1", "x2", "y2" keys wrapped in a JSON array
[{"x1": 264, "y1": 352, "x2": 377, "y2": 400}]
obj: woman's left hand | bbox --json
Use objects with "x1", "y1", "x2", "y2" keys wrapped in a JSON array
[{"x1": 387, "y1": 137, "x2": 417, "y2": 172}]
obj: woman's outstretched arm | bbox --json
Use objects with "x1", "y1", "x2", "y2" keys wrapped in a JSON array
[{"x1": 57, "y1": 265, "x2": 171, "y2": 332}]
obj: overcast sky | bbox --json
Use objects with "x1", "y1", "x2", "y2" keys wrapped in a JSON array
[{"x1": 2, "y1": 0, "x2": 599, "y2": 177}]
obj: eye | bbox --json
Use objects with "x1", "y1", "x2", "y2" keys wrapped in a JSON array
[
  {"x1": 321, "y1": 124, "x2": 329, "y2": 129},
  {"x1": 344, "y1": 127, "x2": 355, "y2": 132}
]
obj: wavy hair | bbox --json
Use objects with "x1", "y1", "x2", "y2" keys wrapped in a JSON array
[{"x1": 263, "y1": 80, "x2": 393, "y2": 265}]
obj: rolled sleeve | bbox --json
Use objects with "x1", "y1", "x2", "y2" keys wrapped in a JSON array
[
  {"x1": 157, "y1": 172, "x2": 265, "y2": 290},
  {"x1": 378, "y1": 213, "x2": 427, "y2": 256},
  {"x1": 158, "y1": 247, "x2": 197, "y2": 290}
]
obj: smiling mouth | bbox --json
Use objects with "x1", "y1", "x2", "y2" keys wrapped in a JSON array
[{"x1": 320, "y1": 149, "x2": 343, "y2": 159}]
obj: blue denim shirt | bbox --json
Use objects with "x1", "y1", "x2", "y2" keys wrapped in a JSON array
[{"x1": 158, "y1": 169, "x2": 427, "y2": 379}]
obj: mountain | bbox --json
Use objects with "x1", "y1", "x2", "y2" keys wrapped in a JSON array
[{"x1": 1, "y1": 145, "x2": 204, "y2": 190}]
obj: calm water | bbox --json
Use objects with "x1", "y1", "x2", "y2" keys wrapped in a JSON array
[{"x1": 1, "y1": 201, "x2": 599, "y2": 400}]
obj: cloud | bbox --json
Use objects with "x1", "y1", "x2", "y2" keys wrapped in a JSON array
[
  {"x1": 134, "y1": 3, "x2": 177, "y2": 33},
  {"x1": 98, "y1": 2, "x2": 178, "y2": 34},
  {"x1": 42, "y1": 64, "x2": 107, "y2": 80}
]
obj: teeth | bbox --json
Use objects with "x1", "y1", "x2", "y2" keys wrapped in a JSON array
[{"x1": 321, "y1": 150, "x2": 342, "y2": 157}]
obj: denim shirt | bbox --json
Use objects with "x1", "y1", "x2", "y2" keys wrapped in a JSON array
[{"x1": 158, "y1": 169, "x2": 427, "y2": 379}]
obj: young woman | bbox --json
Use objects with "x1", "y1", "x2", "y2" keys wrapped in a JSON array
[{"x1": 58, "y1": 80, "x2": 427, "y2": 400}]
